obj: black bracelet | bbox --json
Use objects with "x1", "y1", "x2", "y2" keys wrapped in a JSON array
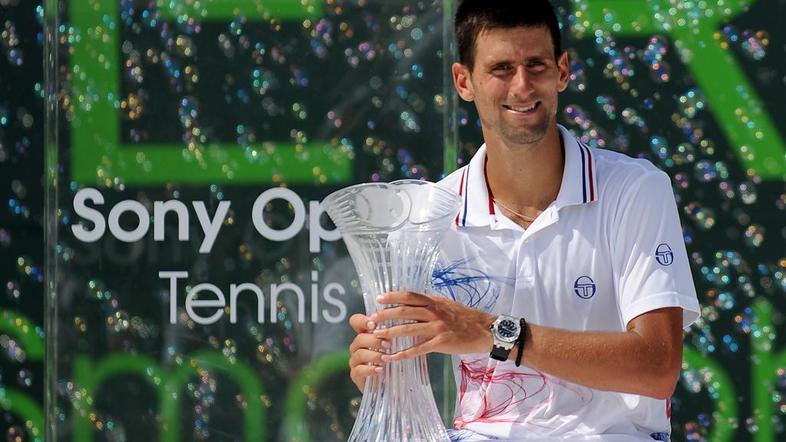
[{"x1": 515, "y1": 317, "x2": 527, "y2": 367}]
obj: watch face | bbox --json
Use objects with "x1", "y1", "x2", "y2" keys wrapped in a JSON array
[{"x1": 496, "y1": 318, "x2": 519, "y2": 342}]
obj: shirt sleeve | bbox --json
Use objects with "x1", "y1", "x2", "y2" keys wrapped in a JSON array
[{"x1": 612, "y1": 170, "x2": 700, "y2": 329}]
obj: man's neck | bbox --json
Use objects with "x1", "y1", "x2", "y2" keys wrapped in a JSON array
[{"x1": 483, "y1": 124, "x2": 565, "y2": 212}]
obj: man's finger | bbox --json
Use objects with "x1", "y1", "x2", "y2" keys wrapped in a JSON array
[
  {"x1": 349, "y1": 313, "x2": 374, "y2": 332},
  {"x1": 373, "y1": 321, "x2": 433, "y2": 339},
  {"x1": 350, "y1": 364, "x2": 384, "y2": 391},
  {"x1": 349, "y1": 349, "x2": 388, "y2": 369},
  {"x1": 373, "y1": 305, "x2": 436, "y2": 323},
  {"x1": 377, "y1": 291, "x2": 432, "y2": 306},
  {"x1": 381, "y1": 339, "x2": 435, "y2": 362},
  {"x1": 349, "y1": 333, "x2": 390, "y2": 354},
  {"x1": 351, "y1": 364, "x2": 384, "y2": 379}
]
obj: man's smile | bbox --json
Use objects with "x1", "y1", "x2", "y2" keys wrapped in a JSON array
[{"x1": 503, "y1": 101, "x2": 540, "y2": 115}]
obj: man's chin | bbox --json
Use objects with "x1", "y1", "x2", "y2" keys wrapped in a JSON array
[
  {"x1": 501, "y1": 129, "x2": 548, "y2": 146},
  {"x1": 498, "y1": 118, "x2": 552, "y2": 145}
]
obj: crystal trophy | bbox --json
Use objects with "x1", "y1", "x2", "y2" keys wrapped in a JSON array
[{"x1": 323, "y1": 180, "x2": 461, "y2": 442}]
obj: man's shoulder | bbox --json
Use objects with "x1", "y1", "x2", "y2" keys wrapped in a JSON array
[
  {"x1": 592, "y1": 147, "x2": 669, "y2": 192},
  {"x1": 593, "y1": 147, "x2": 663, "y2": 177}
]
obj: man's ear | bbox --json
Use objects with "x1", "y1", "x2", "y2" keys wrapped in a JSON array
[
  {"x1": 556, "y1": 50, "x2": 570, "y2": 93},
  {"x1": 452, "y1": 62, "x2": 475, "y2": 102}
]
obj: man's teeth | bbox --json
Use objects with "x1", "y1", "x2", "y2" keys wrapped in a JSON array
[{"x1": 509, "y1": 103, "x2": 536, "y2": 112}]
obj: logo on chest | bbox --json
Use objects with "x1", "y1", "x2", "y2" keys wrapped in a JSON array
[
  {"x1": 655, "y1": 243, "x2": 674, "y2": 266},
  {"x1": 573, "y1": 276, "x2": 596, "y2": 299}
]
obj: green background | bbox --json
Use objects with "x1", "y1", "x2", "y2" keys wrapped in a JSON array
[{"x1": 0, "y1": 0, "x2": 784, "y2": 440}]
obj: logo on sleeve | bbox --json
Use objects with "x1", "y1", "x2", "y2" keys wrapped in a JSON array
[
  {"x1": 573, "y1": 276, "x2": 596, "y2": 299},
  {"x1": 655, "y1": 243, "x2": 674, "y2": 266}
]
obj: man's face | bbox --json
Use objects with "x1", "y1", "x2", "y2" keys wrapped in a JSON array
[{"x1": 453, "y1": 26, "x2": 569, "y2": 147}]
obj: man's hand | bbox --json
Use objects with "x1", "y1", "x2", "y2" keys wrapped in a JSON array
[
  {"x1": 370, "y1": 291, "x2": 496, "y2": 362},
  {"x1": 348, "y1": 313, "x2": 390, "y2": 392}
]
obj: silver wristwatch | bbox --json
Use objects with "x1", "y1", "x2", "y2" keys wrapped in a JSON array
[{"x1": 489, "y1": 315, "x2": 522, "y2": 361}]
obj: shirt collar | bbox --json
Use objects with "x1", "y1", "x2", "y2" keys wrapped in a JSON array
[
  {"x1": 453, "y1": 124, "x2": 598, "y2": 228},
  {"x1": 553, "y1": 124, "x2": 599, "y2": 208}
]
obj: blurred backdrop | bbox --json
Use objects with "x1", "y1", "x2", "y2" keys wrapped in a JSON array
[{"x1": 0, "y1": 0, "x2": 784, "y2": 441}]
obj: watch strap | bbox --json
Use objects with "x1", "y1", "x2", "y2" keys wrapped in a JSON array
[{"x1": 490, "y1": 344, "x2": 510, "y2": 361}]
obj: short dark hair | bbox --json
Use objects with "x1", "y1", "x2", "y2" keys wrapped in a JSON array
[{"x1": 455, "y1": 0, "x2": 563, "y2": 69}]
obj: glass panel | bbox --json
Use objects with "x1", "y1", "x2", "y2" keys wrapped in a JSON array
[{"x1": 46, "y1": 0, "x2": 457, "y2": 440}]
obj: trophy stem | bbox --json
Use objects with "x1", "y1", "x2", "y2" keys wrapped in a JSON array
[{"x1": 344, "y1": 235, "x2": 450, "y2": 442}]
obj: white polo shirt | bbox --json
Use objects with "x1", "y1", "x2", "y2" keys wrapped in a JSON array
[{"x1": 432, "y1": 125, "x2": 700, "y2": 442}]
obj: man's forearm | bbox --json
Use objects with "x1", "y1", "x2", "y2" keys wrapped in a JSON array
[{"x1": 511, "y1": 309, "x2": 683, "y2": 399}]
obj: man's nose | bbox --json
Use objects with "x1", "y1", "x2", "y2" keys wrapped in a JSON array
[{"x1": 510, "y1": 66, "x2": 534, "y2": 98}]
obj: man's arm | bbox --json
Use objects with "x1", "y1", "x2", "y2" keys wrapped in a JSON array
[
  {"x1": 370, "y1": 291, "x2": 683, "y2": 400},
  {"x1": 514, "y1": 306, "x2": 682, "y2": 399}
]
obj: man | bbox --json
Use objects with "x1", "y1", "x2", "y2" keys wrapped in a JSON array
[{"x1": 348, "y1": 0, "x2": 700, "y2": 440}]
